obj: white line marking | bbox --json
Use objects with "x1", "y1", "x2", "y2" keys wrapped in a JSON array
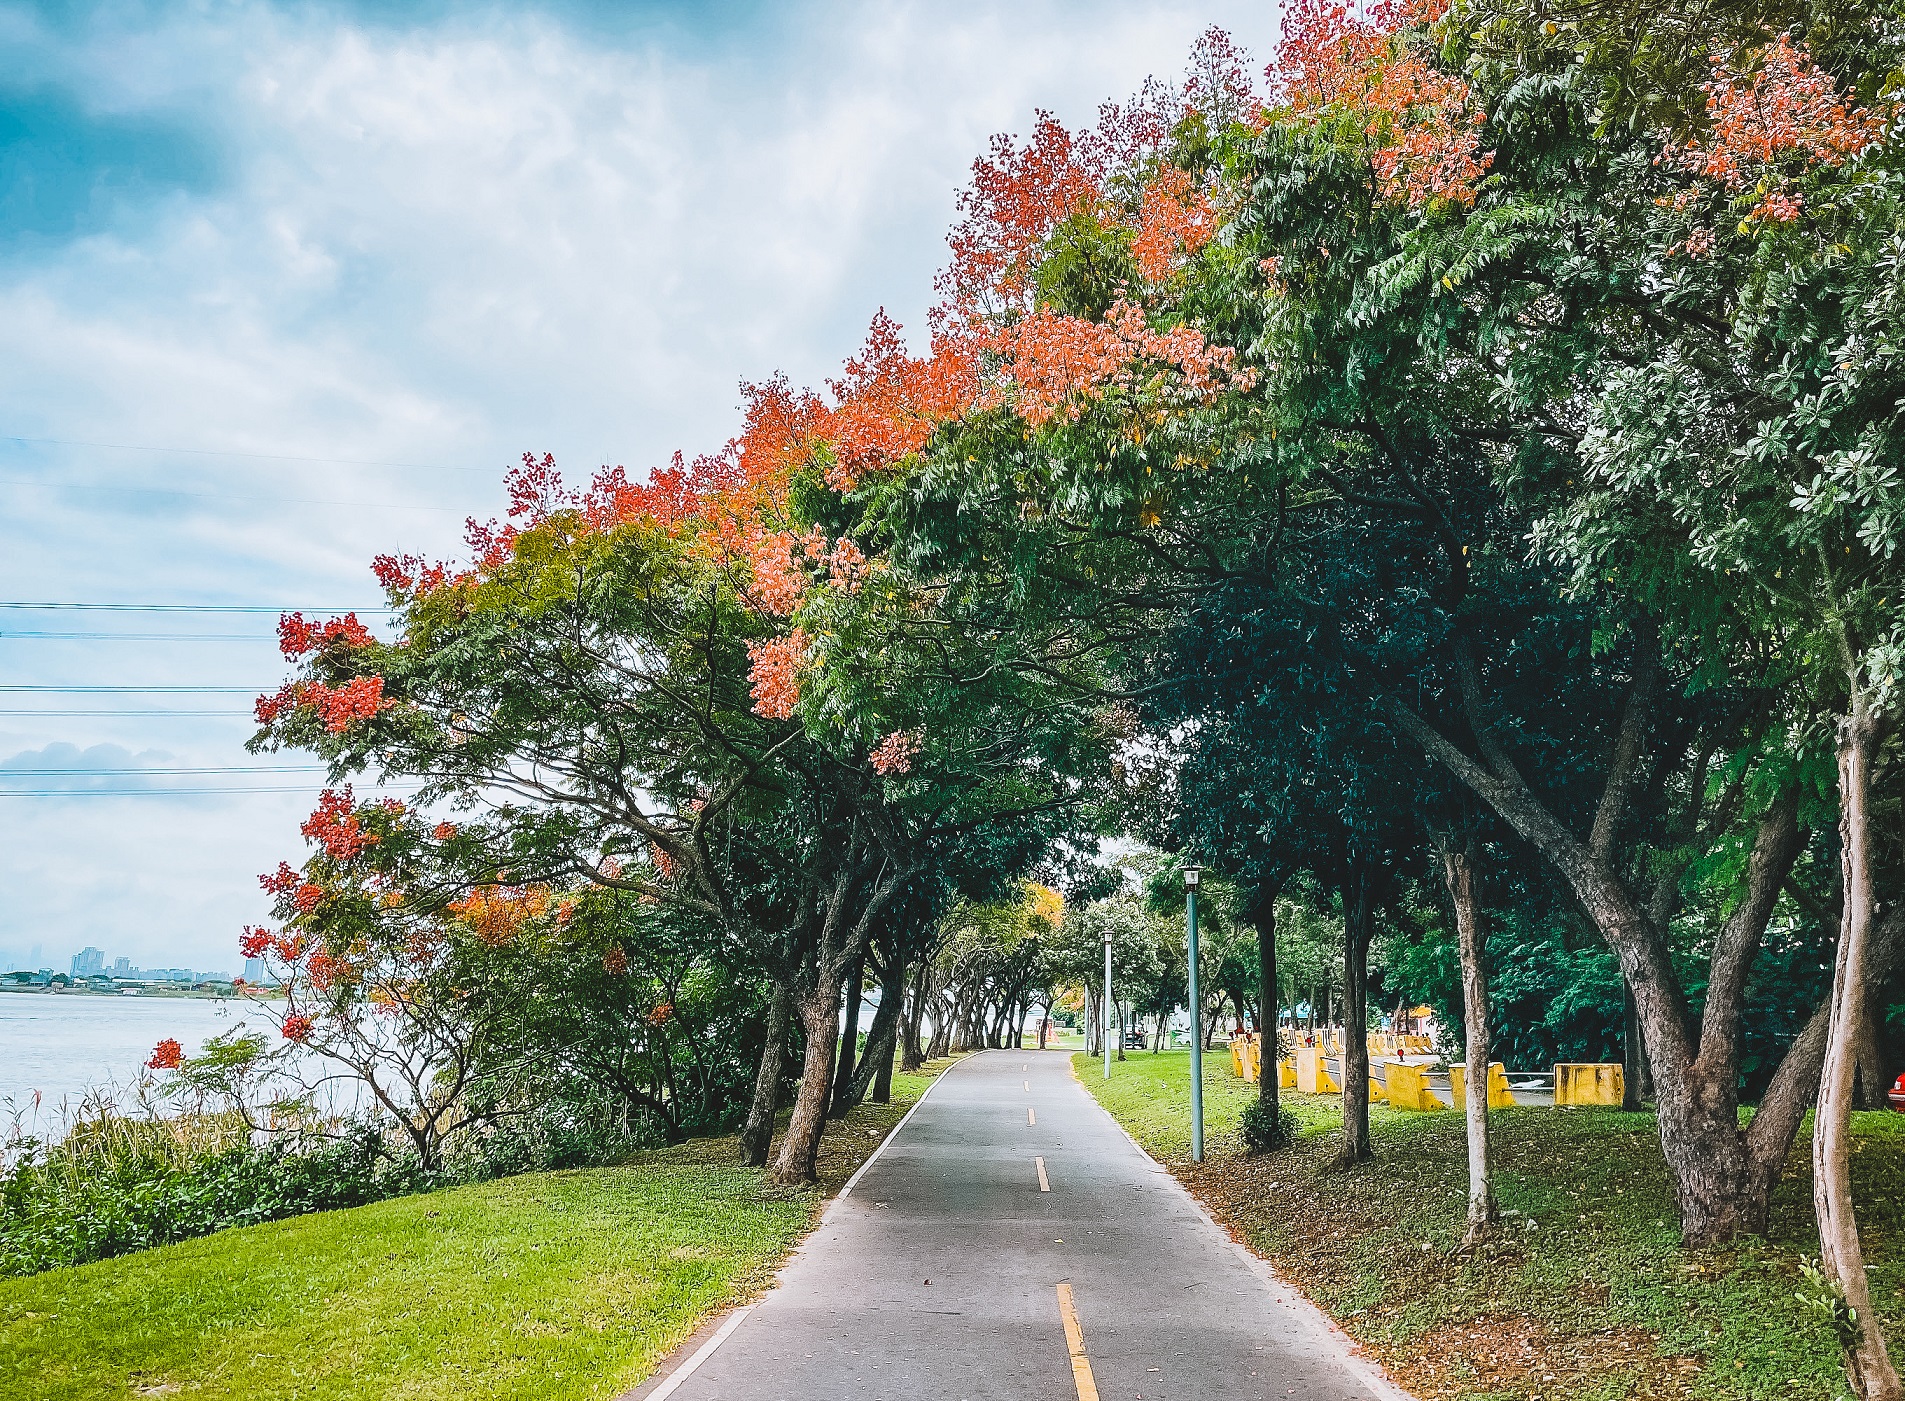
[
  {"x1": 1024, "y1": 1079, "x2": 1030, "y2": 1091},
  {"x1": 1028, "y1": 1107, "x2": 1036, "y2": 1126},
  {"x1": 1036, "y1": 1156, "x2": 1050, "y2": 1191},
  {"x1": 642, "y1": 1305, "x2": 754, "y2": 1400},
  {"x1": 635, "y1": 1057, "x2": 977, "y2": 1397},
  {"x1": 833, "y1": 1059, "x2": 961, "y2": 1209}
]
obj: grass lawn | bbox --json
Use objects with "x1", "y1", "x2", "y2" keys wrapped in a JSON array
[
  {"x1": 1077, "y1": 1049, "x2": 1905, "y2": 1401},
  {"x1": 1, "y1": 1060, "x2": 956, "y2": 1401}
]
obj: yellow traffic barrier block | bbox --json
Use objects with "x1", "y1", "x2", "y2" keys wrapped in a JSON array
[
  {"x1": 1295, "y1": 1046, "x2": 1340, "y2": 1094},
  {"x1": 1449, "y1": 1062, "x2": 1515, "y2": 1109},
  {"x1": 1384, "y1": 1061, "x2": 1443, "y2": 1111},
  {"x1": 1245, "y1": 1035, "x2": 1262, "y2": 1084},
  {"x1": 1555, "y1": 1062, "x2": 1624, "y2": 1106},
  {"x1": 1277, "y1": 1057, "x2": 1296, "y2": 1088},
  {"x1": 1229, "y1": 1038, "x2": 1246, "y2": 1079}
]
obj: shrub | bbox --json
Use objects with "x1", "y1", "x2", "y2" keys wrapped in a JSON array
[{"x1": 1240, "y1": 1096, "x2": 1300, "y2": 1154}]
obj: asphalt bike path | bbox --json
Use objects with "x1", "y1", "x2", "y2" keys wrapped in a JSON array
[{"x1": 649, "y1": 1048, "x2": 1403, "y2": 1401}]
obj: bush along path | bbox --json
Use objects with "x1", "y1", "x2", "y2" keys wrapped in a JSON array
[
  {"x1": 1079, "y1": 1051, "x2": 1905, "y2": 1401},
  {"x1": 0, "y1": 1058, "x2": 959, "y2": 1401}
]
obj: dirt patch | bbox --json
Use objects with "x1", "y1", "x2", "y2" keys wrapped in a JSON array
[{"x1": 1385, "y1": 1318, "x2": 1702, "y2": 1400}]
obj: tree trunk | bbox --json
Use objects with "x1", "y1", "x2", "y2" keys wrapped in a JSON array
[
  {"x1": 774, "y1": 979, "x2": 844, "y2": 1185},
  {"x1": 1437, "y1": 834, "x2": 1496, "y2": 1242},
  {"x1": 847, "y1": 955, "x2": 907, "y2": 1108},
  {"x1": 1340, "y1": 860, "x2": 1374, "y2": 1164},
  {"x1": 1115, "y1": 999, "x2": 1127, "y2": 1061},
  {"x1": 1257, "y1": 901, "x2": 1280, "y2": 1120},
  {"x1": 829, "y1": 951, "x2": 867, "y2": 1118},
  {"x1": 900, "y1": 974, "x2": 927, "y2": 1072},
  {"x1": 1621, "y1": 986, "x2": 1646, "y2": 1110},
  {"x1": 739, "y1": 980, "x2": 792, "y2": 1167},
  {"x1": 1815, "y1": 697, "x2": 1901, "y2": 1400}
]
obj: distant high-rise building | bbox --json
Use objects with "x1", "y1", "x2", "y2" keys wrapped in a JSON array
[
  {"x1": 71, "y1": 947, "x2": 105, "y2": 977},
  {"x1": 243, "y1": 957, "x2": 264, "y2": 981},
  {"x1": 112, "y1": 956, "x2": 132, "y2": 978}
]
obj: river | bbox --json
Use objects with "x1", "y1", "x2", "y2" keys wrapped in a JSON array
[{"x1": 0, "y1": 991, "x2": 290, "y2": 1134}]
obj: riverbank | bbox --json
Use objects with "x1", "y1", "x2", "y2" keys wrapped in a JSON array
[
  {"x1": 1076, "y1": 1049, "x2": 1905, "y2": 1401},
  {"x1": 2, "y1": 1057, "x2": 957, "y2": 1401}
]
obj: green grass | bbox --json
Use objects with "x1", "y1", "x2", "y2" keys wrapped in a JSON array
[
  {"x1": 1078, "y1": 1049, "x2": 1905, "y2": 1401},
  {"x1": 1, "y1": 1062, "x2": 953, "y2": 1401}
]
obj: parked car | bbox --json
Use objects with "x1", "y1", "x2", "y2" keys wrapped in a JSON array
[{"x1": 1889, "y1": 1072, "x2": 1905, "y2": 1111}]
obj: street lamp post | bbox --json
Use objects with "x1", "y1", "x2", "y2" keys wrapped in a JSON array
[
  {"x1": 1185, "y1": 865, "x2": 1204, "y2": 1163},
  {"x1": 1103, "y1": 929, "x2": 1114, "y2": 1080}
]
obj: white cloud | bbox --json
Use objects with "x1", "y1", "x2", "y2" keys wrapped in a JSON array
[{"x1": 0, "y1": 0, "x2": 1285, "y2": 970}]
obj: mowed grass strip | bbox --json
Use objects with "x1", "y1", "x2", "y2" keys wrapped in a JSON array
[
  {"x1": 2, "y1": 1061, "x2": 954, "y2": 1401},
  {"x1": 1077, "y1": 1049, "x2": 1905, "y2": 1401}
]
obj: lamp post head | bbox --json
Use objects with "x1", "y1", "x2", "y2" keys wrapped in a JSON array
[{"x1": 1183, "y1": 865, "x2": 1201, "y2": 890}]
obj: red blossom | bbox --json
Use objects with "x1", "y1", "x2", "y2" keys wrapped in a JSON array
[
  {"x1": 1268, "y1": 0, "x2": 1491, "y2": 209},
  {"x1": 870, "y1": 729, "x2": 923, "y2": 776},
  {"x1": 239, "y1": 926, "x2": 274, "y2": 960},
  {"x1": 746, "y1": 629, "x2": 809, "y2": 719},
  {"x1": 602, "y1": 945, "x2": 629, "y2": 976},
  {"x1": 647, "y1": 1002, "x2": 674, "y2": 1026},
  {"x1": 281, "y1": 1013, "x2": 316, "y2": 1043},
  {"x1": 823, "y1": 313, "x2": 978, "y2": 490},
  {"x1": 294, "y1": 883, "x2": 325, "y2": 914},
  {"x1": 278, "y1": 611, "x2": 373, "y2": 659},
  {"x1": 260, "y1": 862, "x2": 301, "y2": 897},
  {"x1": 146, "y1": 1038, "x2": 184, "y2": 1071},
  {"x1": 1664, "y1": 37, "x2": 1885, "y2": 225},
  {"x1": 1133, "y1": 166, "x2": 1218, "y2": 283},
  {"x1": 433, "y1": 822, "x2": 459, "y2": 841},
  {"x1": 306, "y1": 951, "x2": 342, "y2": 993},
  {"x1": 302, "y1": 787, "x2": 376, "y2": 861}
]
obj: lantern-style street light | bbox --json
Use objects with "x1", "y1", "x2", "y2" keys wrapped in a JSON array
[
  {"x1": 1103, "y1": 926, "x2": 1114, "y2": 1080},
  {"x1": 1184, "y1": 864, "x2": 1204, "y2": 1162}
]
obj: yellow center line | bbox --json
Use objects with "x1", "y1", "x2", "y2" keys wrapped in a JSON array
[
  {"x1": 1055, "y1": 1283, "x2": 1100, "y2": 1401},
  {"x1": 1036, "y1": 1156, "x2": 1050, "y2": 1191},
  {"x1": 1028, "y1": 1107, "x2": 1036, "y2": 1126}
]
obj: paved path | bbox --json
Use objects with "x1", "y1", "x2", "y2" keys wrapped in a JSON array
[{"x1": 648, "y1": 1049, "x2": 1403, "y2": 1401}]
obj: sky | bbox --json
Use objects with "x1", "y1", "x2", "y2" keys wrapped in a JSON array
[{"x1": 0, "y1": 0, "x2": 1285, "y2": 975}]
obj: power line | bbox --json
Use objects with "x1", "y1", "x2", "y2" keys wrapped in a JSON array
[
  {"x1": 0, "y1": 475, "x2": 465, "y2": 513},
  {"x1": 0, "y1": 435, "x2": 495, "y2": 475},
  {"x1": 0, "y1": 786, "x2": 421, "y2": 796},
  {"x1": 0, "y1": 632, "x2": 277, "y2": 641},
  {"x1": 0, "y1": 709, "x2": 252, "y2": 717},
  {"x1": 0, "y1": 686, "x2": 260, "y2": 693},
  {"x1": 0, "y1": 603, "x2": 394, "y2": 613},
  {"x1": 0, "y1": 766, "x2": 329, "y2": 776}
]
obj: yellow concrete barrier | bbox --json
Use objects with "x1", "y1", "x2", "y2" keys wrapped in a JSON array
[
  {"x1": 1384, "y1": 1061, "x2": 1443, "y2": 1111},
  {"x1": 1246, "y1": 1036, "x2": 1263, "y2": 1084},
  {"x1": 1554, "y1": 1062, "x2": 1624, "y2": 1106},
  {"x1": 1229, "y1": 1038, "x2": 1246, "y2": 1079},
  {"x1": 1277, "y1": 1057, "x2": 1296, "y2": 1088},
  {"x1": 1295, "y1": 1045, "x2": 1340, "y2": 1094},
  {"x1": 1449, "y1": 1062, "x2": 1515, "y2": 1109}
]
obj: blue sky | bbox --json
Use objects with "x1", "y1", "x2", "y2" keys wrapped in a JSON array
[{"x1": 0, "y1": 0, "x2": 1283, "y2": 975}]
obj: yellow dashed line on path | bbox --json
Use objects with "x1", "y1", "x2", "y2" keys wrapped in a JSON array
[
  {"x1": 1056, "y1": 1283, "x2": 1099, "y2": 1401},
  {"x1": 1036, "y1": 1156, "x2": 1050, "y2": 1191}
]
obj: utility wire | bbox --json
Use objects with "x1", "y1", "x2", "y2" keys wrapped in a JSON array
[
  {"x1": 0, "y1": 603, "x2": 394, "y2": 613},
  {"x1": 0, "y1": 632, "x2": 277, "y2": 641},
  {"x1": 0, "y1": 766, "x2": 329, "y2": 776},
  {"x1": 0, "y1": 475, "x2": 465, "y2": 513},
  {"x1": 0, "y1": 435, "x2": 494, "y2": 474},
  {"x1": 0, "y1": 709, "x2": 252, "y2": 717},
  {"x1": 0, "y1": 686, "x2": 261, "y2": 693},
  {"x1": 0, "y1": 786, "x2": 420, "y2": 797}
]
